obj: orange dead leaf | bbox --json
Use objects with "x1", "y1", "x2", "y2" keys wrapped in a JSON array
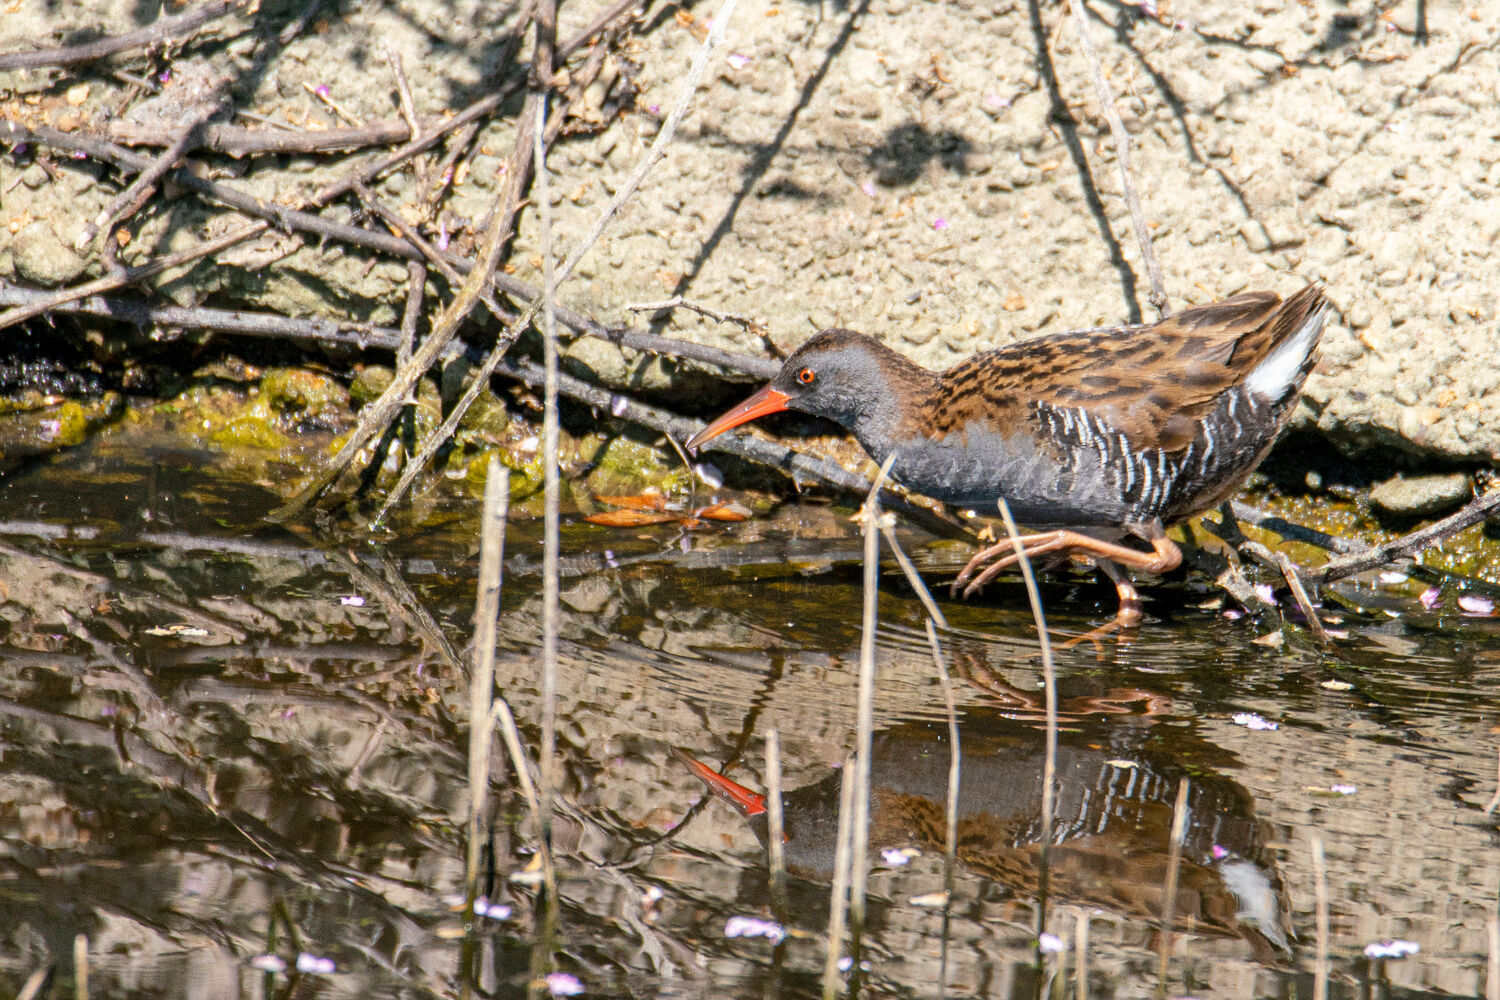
[
  {"x1": 694, "y1": 501, "x2": 751, "y2": 522},
  {"x1": 585, "y1": 509, "x2": 680, "y2": 527},
  {"x1": 594, "y1": 493, "x2": 668, "y2": 512}
]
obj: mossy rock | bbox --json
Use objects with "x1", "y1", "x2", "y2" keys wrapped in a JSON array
[
  {"x1": 586, "y1": 434, "x2": 691, "y2": 496},
  {"x1": 260, "y1": 368, "x2": 350, "y2": 424},
  {"x1": 464, "y1": 446, "x2": 546, "y2": 501}
]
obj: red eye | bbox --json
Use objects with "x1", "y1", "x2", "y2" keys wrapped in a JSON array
[{"x1": 797, "y1": 367, "x2": 816, "y2": 385}]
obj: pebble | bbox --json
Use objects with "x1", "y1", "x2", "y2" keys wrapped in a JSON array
[{"x1": 1369, "y1": 473, "x2": 1471, "y2": 519}]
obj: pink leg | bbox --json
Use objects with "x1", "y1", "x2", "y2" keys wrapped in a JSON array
[{"x1": 951, "y1": 523, "x2": 1183, "y2": 623}]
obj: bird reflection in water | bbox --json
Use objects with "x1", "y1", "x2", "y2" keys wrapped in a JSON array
[{"x1": 683, "y1": 667, "x2": 1290, "y2": 961}]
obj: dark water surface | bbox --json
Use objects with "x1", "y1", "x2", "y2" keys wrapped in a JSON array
[{"x1": 1, "y1": 423, "x2": 1497, "y2": 999}]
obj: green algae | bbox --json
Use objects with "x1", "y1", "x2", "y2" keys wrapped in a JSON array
[{"x1": 1235, "y1": 487, "x2": 1500, "y2": 585}]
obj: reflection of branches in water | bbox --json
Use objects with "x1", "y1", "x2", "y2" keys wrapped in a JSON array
[{"x1": 0, "y1": 697, "x2": 433, "y2": 932}]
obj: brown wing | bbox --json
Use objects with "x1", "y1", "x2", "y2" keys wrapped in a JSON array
[{"x1": 935, "y1": 288, "x2": 1325, "y2": 452}]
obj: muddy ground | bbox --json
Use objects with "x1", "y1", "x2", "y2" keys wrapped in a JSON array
[{"x1": 1, "y1": 0, "x2": 1497, "y2": 480}]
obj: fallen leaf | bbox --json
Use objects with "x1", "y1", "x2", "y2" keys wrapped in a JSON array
[
  {"x1": 594, "y1": 493, "x2": 667, "y2": 512},
  {"x1": 585, "y1": 509, "x2": 679, "y2": 527},
  {"x1": 694, "y1": 500, "x2": 751, "y2": 522}
]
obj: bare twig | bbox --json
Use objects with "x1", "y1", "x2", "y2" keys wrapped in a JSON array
[
  {"x1": 0, "y1": 282, "x2": 405, "y2": 349},
  {"x1": 626, "y1": 295, "x2": 768, "y2": 337},
  {"x1": 81, "y1": 102, "x2": 221, "y2": 251},
  {"x1": 399, "y1": 261, "x2": 425, "y2": 368},
  {"x1": 1228, "y1": 500, "x2": 1370, "y2": 555},
  {"x1": 1304, "y1": 486, "x2": 1500, "y2": 584},
  {"x1": 109, "y1": 116, "x2": 417, "y2": 156},
  {"x1": 371, "y1": 0, "x2": 742, "y2": 519},
  {"x1": 0, "y1": 0, "x2": 254, "y2": 70},
  {"x1": 880, "y1": 523, "x2": 948, "y2": 628},
  {"x1": 1277, "y1": 551, "x2": 1332, "y2": 642},
  {"x1": 536, "y1": 41, "x2": 562, "y2": 903},
  {"x1": 73, "y1": 935, "x2": 88, "y2": 1000},
  {"x1": 15, "y1": 967, "x2": 50, "y2": 1000},
  {"x1": 0, "y1": 218, "x2": 258, "y2": 329},
  {"x1": 1061, "y1": 0, "x2": 1170, "y2": 317}
]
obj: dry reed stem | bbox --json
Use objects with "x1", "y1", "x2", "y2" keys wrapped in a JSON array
[
  {"x1": 467, "y1": 461, "x2": 510, "y2": 898},
  {"x1": 16, "y1": 968, "x2": 49, "y2": 1000},
  {"x1": 821, "y1": 762, "x2": 859, "y2": 1000},
  {"x1": 1312, "y1": 834, "x2": 1329, "y2": 1000},
  {"x1": 847, "y1": 454, "x2": 898, "y2": 974},
  {"x1": 995, "y1": 497, "x2": 1058, "y2": 967},
  {"x1": 371, "y1": 0, "x2": 742, "y2": 519},
  {"x1": 489, "y1": 698, "x2": 543, "y2": 820},
  {"x1": 765, "y1": 728, "x2": 789, "y2": 918},
  {"x1": 925, "y1": 619, "x2": 961, "y2": 997},
  {"x1": 73, "y1": 934, "x2": 88, "y2": 1000},
  {"x1": 1155, "y1": 777, "x2": 1191, "y2": 999},
  {"x1": 880, "y1": 524, "x2": 948, "y2": 628},
  {"x1": 534, "y1": 72, "x2": 563, "y2": 993}
]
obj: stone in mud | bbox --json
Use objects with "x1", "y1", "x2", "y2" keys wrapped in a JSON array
[
  {"x1": 10, "y1": 223, "x2": 87, "y2": 286},
  {"x1": 1369, "y1": 472, "x2": 1471, "y2": 519}
]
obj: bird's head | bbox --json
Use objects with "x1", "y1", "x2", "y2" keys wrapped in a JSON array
[{"x1": 686, "y1": 329, "x2": 907, "y2": 450}]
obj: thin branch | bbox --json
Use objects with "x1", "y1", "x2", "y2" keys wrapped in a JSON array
[
  {"x1": 1061, "y1": 0, "x2": 1170, "y2": 317},
  {"x1": 108, "y1": 117, "x2": 416, "y2": 157},
  {"x1": 535, "y1": 30, "x2": 564, "y2": 966},
  {"x1": 880, "y1": 524, "x2": 948, "y2": 628},
  {"x1": 924, "y1": 619, "x2": 961, "y2": 996},
  {"x1": 399, "y1": 261, "x2": 424, "y2": 368},
  {"x1": 1277, "y1": 551, "x2": 1332, "y2": 643},
  {"x1": 1303, "y1": 487, "x2": 1500, "y2": 584},
  {"x1": 821, "y1": 761, "x2": 858, "y2": 1000},
  {"x1": 81, "y1": 101, "x2": 222, "y2": 250},
  {"x1": 0, "y1": 0, "x2": 255, "y2": 71},
  {"x1": 0, "y1": 219, "x2": 259, "y2": 329},
  {"x1": 625, "y1": 295, "x2": 768, "y2": 337},
  {"x1": 371, "y1": 0, "x2": 742, "y2": 518},
  {"x1": 0, "y1": 282, "x2": 404, "y2": 349}
]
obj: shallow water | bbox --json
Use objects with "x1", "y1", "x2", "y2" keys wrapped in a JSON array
[{"x1": 1, "y1": 422, "x2": 1498, "y2": 999}]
